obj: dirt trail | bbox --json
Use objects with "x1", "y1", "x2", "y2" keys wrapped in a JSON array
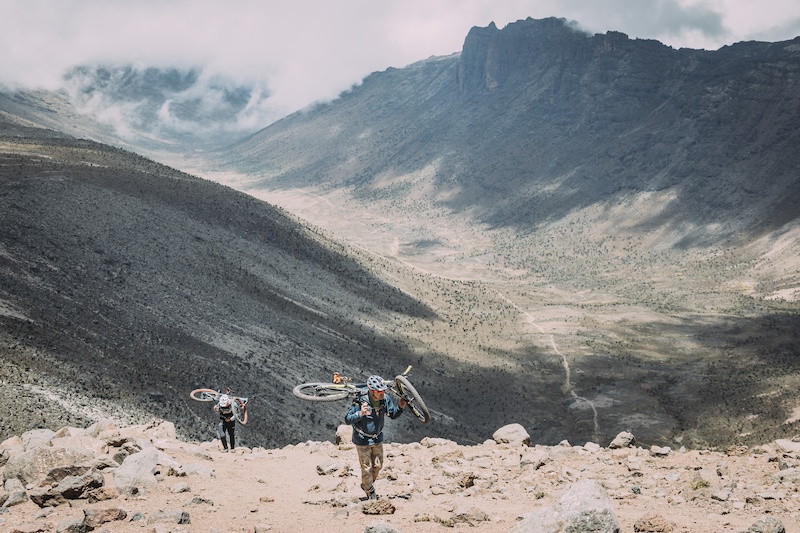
[{"x1": 496, "y1": 292, "x2": 601, "y2": 442}]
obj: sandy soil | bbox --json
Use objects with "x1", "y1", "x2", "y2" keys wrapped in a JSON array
[{"x1": 3, "y1": 423, "x2": 800, "y2": 533}]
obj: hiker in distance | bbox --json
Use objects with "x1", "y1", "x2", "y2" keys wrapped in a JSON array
[
  {"x1": 213, "y1": 391, "x2": 236, "y2": 452},
  {"x1": 344, "y1": 375, "x2": 406, "y2": 500}
]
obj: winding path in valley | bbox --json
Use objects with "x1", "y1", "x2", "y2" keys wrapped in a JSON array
[{"x1": 495, "y1": 292, "x2": 601, "y2": 442}]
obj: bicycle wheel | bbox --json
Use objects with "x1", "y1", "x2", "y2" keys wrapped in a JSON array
[
  {"x1": 233, "y1": 399, "x2": 248, "y2": 425},
  {"x1": 190, "y1": 388, "x2": 219, "y2": 402},
  {"x1": 395, "y1": 375, "x2": 430, "y2": 424},
  {"x1": 292, "y1": 382, "x2": 351, "y2": 402}
]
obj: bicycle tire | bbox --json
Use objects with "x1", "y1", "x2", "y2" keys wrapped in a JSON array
[
  {"x1": 190, "y1": 388, "x2": 219, "y2": 402},
  {"x1": 395, "y1": 375, "x2": 430, "y2": 424},
  {"x1": 233, "y1": 399, "x2": 248, "y2": 425},
  {"x1": 292, "y1": 382, "x2": 351, "y2": 402}
]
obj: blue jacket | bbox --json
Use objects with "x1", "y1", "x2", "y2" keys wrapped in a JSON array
[{"x1": 344, "y1": 390, "x2": 403, "y2": 445}]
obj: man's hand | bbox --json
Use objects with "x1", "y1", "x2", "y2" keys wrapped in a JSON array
[
  {"x1": 360, "y1": 402, "x2": 371, "y2": 417},
  {"x1": 399, "y1": 398, "x2": 407, "y2": 408}
]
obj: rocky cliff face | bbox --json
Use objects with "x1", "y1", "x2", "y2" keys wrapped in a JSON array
[{"x1": 228, "y1": 17, "x2": 800, "y2": 242}]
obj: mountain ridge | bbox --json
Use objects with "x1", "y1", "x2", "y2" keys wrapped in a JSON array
[{"x1": 223, "y1": 17, "x2": 800, "y2": 242}]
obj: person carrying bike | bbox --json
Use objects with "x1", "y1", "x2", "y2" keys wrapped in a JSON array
[
  {"x1": 213, "y1": 393, "x2": 236, "y2": 452},
  {"x1": 344, "y1": 375, "x2": 406, "y2": 500}
]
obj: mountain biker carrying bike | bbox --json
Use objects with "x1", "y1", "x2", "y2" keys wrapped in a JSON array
[
  {"x1": 344, "y1": 375, "x2": 406, "y2": 500},
  {"x1": 213, "y1": 392, "x2": 236, "y2": 452}
]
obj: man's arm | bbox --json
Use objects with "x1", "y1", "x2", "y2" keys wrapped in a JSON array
[
  {"x1": 387, "y1": 395, "x2": 406, "y2": 419},
  {"x1": 344, "y1": 402, "x2": 363, "y2": 425}
]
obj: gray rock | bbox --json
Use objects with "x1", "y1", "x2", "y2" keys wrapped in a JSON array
[
  {"x1": 608, "y1": 432, "x2": 635, "y2": 449},
  {"x1": 54, "y1": 469, "x2": 104, "y2": 499},
  {"x1": 649, "y1": 446, "x2": 671, "y2": 457},
  {"x1": 771, "y1": 467, "x2": 800, "y2": 483},
  {"x1": 633, "y1": 513, "x2": 674, "y2": 532},
  {"x1": 113, "y1": 447, "x2": 179, "y2": 494},
  {"x1": 82, "y1": 507, "x2": 128, "y2": 529},
  {"x1": 364, "y1": 521, "x2": 404, "y2": 533},
  {"x1": 28, "y1": 487, "x2": 67, "y2": 508},
  {"x1": 43, "y1": 465, "x2": 91, "y2": 485},
  {"x1": 335, "y1": 424, "x2": 351, "y2": 445},
  {"x1": 2, "y1": 490, "x2": 29, "y2": 508},
  {"x1": 492, "y1": 423, "x2": 531, "y2": 446},
  {"x1": 55, "y1": 517, "x2": 88, "y2": 533},
  {"x1": 148, "y1": 509, "x2": 191, "y2": 524},
  {"x1": 746, "y1": 516, "x2": 785, "y2": 533},
  {"x1": 170, "y1": 482, "x2": 191, "y2": 493},
  {"x1": 4, "y1": 478, "x2": 25, "y2": 492},
  {"x1": 316, "y1": 462, "x2": 341, "y2": 475},
  {"x1": 511, "y1": 478, "x2": 621, "y2": 533},
  {"x1": 774, "y1": 439, "x2": 800, "y2": 455},
  {"x1": 20, "y1": 429, "x2": 56, "y2": 451},
  {"x1": 3, "y1": 446, "x2": 95, "y2": 487},
  {"x1": 180, "y1": 463, "x2": 215, "y2": 478}
]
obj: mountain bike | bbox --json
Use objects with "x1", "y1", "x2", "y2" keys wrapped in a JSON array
[
  {"x1": 293, "y1": 365, "x2": 430, "y2": 424},
  {"x1": 190, "y1": 387, "x2": 249, "y2": 425}
]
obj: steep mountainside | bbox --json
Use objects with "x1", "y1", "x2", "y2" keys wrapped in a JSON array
[{"x1": 0, "y1": 118, "x2": 460, "y2": 447}]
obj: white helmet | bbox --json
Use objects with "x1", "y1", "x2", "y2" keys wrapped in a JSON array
[
  {"x1": 219, "y1": 394, "x2": 231, "y2": 407},
  {"x1": 367, "y1": 375, "x2": 386, "y2": 391}
]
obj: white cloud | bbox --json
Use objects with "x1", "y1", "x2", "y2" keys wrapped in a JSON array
[{"x1": 1, "y1": 0, "x2": 797, "y2": 129}]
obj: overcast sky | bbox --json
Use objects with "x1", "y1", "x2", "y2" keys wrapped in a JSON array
[{"x1": 3, "y1": 0, "x2": 799, "y2": 122}]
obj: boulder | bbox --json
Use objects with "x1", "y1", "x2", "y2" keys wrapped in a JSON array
[
  {"x1": 2, "y1": 490, "x2": 29, "y2": 508},
  {"x1": 609, "y1": 431, "x2": 635, "y2": 449},
  {"x1": 421, "y1": 437, "x2": 455, "y2": 447},
  {"x1": 316, "y1": 462, "x2": 341, "y2": 475},
  {"x1": 3, "y1": 447, "x2": 95, "y2": 487},
  {"x1": 771, "y1": 468, "x2": 800, "y2": 484},
  {"x1": 492, "y1": 424, "x2": 531, "y2": 446},
  {"x1": 650, "y1": 446, "x2": 671, "y2": 457},
  {"x1": 775, "y1": 439, "x2": 800, "y2": 454},
  {"x1": 511, "y1": 478, "x2": 621, "y2": 533},
  {"x1": 84, "y1": 420, "x2": 119, "y2": 439},
  {"x1": 634, "y1": 513, "x2": 675, "y2": 532},
  {"x1": 364, "y1": 522, "x2": 404, "y2": 533},
  {"x1": 20, "y1": 429, "x2": 56, "y2": 451},
  {"x1": 363, "y1": 498, "x2": 396, "y2": 515},
  {"x1": 113, "y1": 446, "x2": 179, "y2": 494},
  {"x1": 746, "y1": 516, "x2": 786, "y2": 533},
  {"x1": 335, "y1": 425, "x2": 351, "y2": 445},
  {"x1": 29, "y1": 468, "x2": 105, "y2": 508},
  {"x1": 147, "y1": 509, "x2": 191, "y2": 524},
  {"x1": 143, "y1": 420, "x2": 177, "y2": 441},
  {"x1": 55, "y1": 516, "x2": 88, "y2": 533},
  {"x1": 82, "y1": 507, "x2": 127, "y2": 529},
  {"x1": 53, "y1": 469, "x2": 104, "y2": 499}
]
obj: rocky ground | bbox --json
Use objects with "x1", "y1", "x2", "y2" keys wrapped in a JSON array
[{"x1": 1, "y1": 419, "x2": 798, "y2": 532}]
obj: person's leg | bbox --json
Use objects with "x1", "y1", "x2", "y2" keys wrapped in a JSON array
[
  {"x1": 356, "y1": 445, "x2": 375, "y2": 497},
  {"x1": 228, "y1": 423, "x2": 236, "y2": 449},
  {"x1": 217, "y1": 421, "x2": 228, "y2": 450},
  {"x1": 370, "y1": 443, "x2": 384, "y2": 488}
]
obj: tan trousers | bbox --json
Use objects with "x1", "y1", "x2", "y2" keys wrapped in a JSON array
[{"x1": 356, "y1": 443, "x2": 384, "y2": 492}]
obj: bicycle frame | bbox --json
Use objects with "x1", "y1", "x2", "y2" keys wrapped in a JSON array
[
  {"x1": 292, "y1": 365, "x2": 429, "y2": 423},
  {"x1": 190, "y1": 387, "x2": 249, "y2": 425}
]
